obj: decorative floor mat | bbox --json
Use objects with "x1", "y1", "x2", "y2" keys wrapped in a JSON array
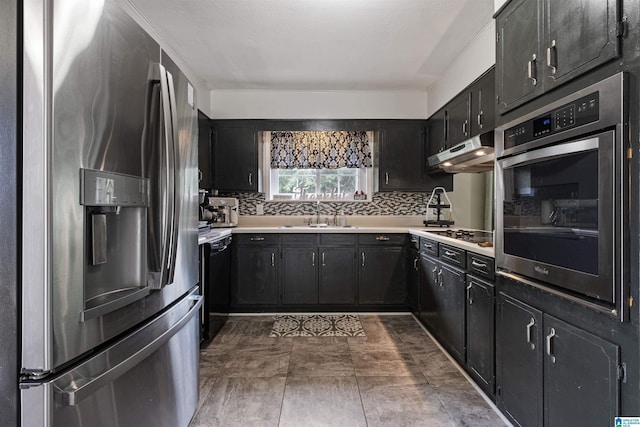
[{"x1": 269, "y1": 314, "x2": 366, "y2": 337}]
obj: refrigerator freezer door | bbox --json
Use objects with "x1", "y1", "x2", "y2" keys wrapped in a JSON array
[
  {"x1": 21, "y1": 287, "x2": 202, "y2": 427},
  {"x1": 22, "y1": 0, "x2": 198, "y2": 374}
]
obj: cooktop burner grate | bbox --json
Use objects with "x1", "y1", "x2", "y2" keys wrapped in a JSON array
[{"x1": 426, "y1": 229, "x2": 493, "y2": 244}]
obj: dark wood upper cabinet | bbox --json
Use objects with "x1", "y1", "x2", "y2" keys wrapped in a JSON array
[
  {"x1": 470, "y1": 67, "x2": 496, "y2": 137},
  {"x1": 427, "y1": 109, "x2": 447, "y2": 157},
  {"x1": 379, "y1": 121, "x2": 427, "y2": 192},
  {"x1": 197, "y1": 111, "x2": 214, "y2": 190},
  {"x1": 446, "y1": 93, "x2": 471, "y2": 147},
  {"x1": 212, "y1": 122, "x2": 258, "y2": 192},
  {"x1": 496, "y1": 0, "x2": 621, "y2": 115},
  {"x1": 496, "y1": 0, "x2": 542, "y2": 115}
]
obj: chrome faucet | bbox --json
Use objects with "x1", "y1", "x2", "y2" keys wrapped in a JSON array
[{"x1": 315, "y1": 200, "x2": 321, "y2": 225}]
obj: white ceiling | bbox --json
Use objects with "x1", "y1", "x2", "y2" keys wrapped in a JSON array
[{"x1": 127, "y1": 0, "x2": 494, "y2": 91}]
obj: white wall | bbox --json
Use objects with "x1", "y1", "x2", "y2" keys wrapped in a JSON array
[
  {"x1": 426, "y1": 20, "x2": 495, "y2": 115},
  {"x1": 117, "y1": 0, "x2": 213, "y2": 117},
  {"x1": 495, "y1": 0, "x2": 509, "y2": 12},
  {"x1": 210, "y1": 90, "x2": 428, "y2": 119}
]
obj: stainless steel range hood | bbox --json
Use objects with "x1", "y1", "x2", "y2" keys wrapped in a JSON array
[{"x1": 427, "y1": 132, "x2": 495, "y2": 173}]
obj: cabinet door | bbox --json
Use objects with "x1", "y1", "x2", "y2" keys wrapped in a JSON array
[
  {"x1": 496, "y1": 293, "x2": 543, "y2": 427},
  {"x1": 427, "y1": 110, "x2": 447, "y2": 157},
  {"x1": 282, "y1": 247, "x2": 318, "y2": 304},
  {"x1": 379, "y1": 122, "x2": 426, "y2": 191},
  {"x1": 407, "y1": 249, "x2": 420, "y2": 316},
  {"x1": 543, "y1": 314, "x2": 619, "y2": 427},
  {"x1": 470, "y1": 68, "x2": 495, "y2": 137},
  {"x1": 544, "y1": 0, "x2": 619, "y2": 89},
  {"x1": 438, "y1": 264, "x2": 466, "y2": 360},
  {"x1": 213, "y1": 123, "x2": 257, "y2": 192},
  {"x1": 234, "y1": 246, "x2": 278, "y2": 305},
  {"x1": 359, "y1": 247, "x2": 406, "y2": 305},
  {"x1": 466, "y1": 275, "x2": 495, "y2": 394},
  {"x1": 496, "y1": 0, "x2": 543, "y2": 115},
  {"x1": 419, "y1": 254, "x2": 440, "y2": 332},
  {"x1": 197, "y1": 111, "x2": 214, "y2": 190},
  {"x1": 319, "y1": 247, "x2": 356, "y2": 304},
  {"x1": 446, "y1": 93, "x2": 471, "y2": 146}
]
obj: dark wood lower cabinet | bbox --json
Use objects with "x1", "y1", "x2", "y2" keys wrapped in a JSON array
[
  {"x1": 437, "y1": 263, "x2": 465, "y2": 361},
  {"x1": 281, "y1": 247, "x2": 317, "y2": 304},
  {"x1": 234, "y1": 246, "x2": 279, "y2": 306},
  {"x1": 419, "y1": 254, "x2": 439, "y2": 332},
  {"x1": 407, "y1": 248, "x2": 420, "y2": 316},
  {"x1": 319, "y1": 247, "x2": 356, "y2": 304},
  {"x1": 543, "y1": 314, "x2": 619, "y2": 427},
  {"x1": 358, "y1": 246, "x2": 406, "y2": 305},
  {"x1": 466, "y1": 275, "x2": 495, "y2": 394},
  {"x1": 496, "y1": 293, "x2": 544, "y2": 427}
]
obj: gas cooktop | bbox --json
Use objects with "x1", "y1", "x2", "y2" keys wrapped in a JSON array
[{"x1": 426, "y1": 229, "x2": 493, "y2": 245}]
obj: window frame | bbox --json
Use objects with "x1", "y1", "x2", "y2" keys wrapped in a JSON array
[{"x1": 261, "y1": 131, "x2": 374, "y2": 202}]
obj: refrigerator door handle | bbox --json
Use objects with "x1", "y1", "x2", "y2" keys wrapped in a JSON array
[
  {"x1": 165, "y1": 69, "x2": 179, "y2": 285},
  {"x1": 148, "y1": 63, "x2": 175, "y2": 289},
  {"x1": 55, "y1": 294, "x2": 203, "y2": 407}
]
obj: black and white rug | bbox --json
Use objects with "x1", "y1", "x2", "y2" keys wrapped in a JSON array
[{"x1": 269, "y1": 314, "x2": 366, "y2": 337}]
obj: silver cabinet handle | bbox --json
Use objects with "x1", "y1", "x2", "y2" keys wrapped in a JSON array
[
  {"x1": 385, "y1": 172, "x2": 389, "y2": 184},
  {"x1": 444, "y1": 250, "x2": 457, "y2": 257},
  {"x1": 376, "y1": 235, "x2": 390, "y2": 241},
  {"x1": 413, "y1": 258, "x2": 418, "y2": 271},
  {"x1": 271, "y1": 253, "x2": 275, "y2": 267},
  {"x1": 437, "y1": 269, "x2": 443, "y2": 287},
  {"x1": 248, "y1": 172, "x2": 253, "y2": 186},
  {"x1": 322, "y1": 252, "x2": 326, "y2": 266},
  {"x1": 471, "y1": 260, "x2": 488, "y2": 269},
  {"x1": 466, "y1": 283, "x2": 473, "y2": 304},
  {"x1": 361, "y1": 252, "x2": 366, "y2": 267},
  {"x1": 312, "y1": 252, "x2": 315, "y2": 267},
  {"x1": 546, "y1": 39, "x2": 557, "y2": 75},
  {"x1": 546, "y1": 328, "x2": 556, "y2": 363},
  {"x1": 424, "y1": 243, "x2": 433, "y2": 250},
  {"x1": 250, "y1": 237, "x2": 265, "y2": 241},
  {"x1": 477, "y1": 111, "x2": 483, "y2": 128},
  {"x1": 462, "y1": 120, "x2": 469, "y2": 136},
  {"x1": 526, "y1": 318, "x2": 535, "y2": 347},
  {"x1": 431, "y1": 266, "x2": 438, "y2": 282},
  {"x1": 527, "y1": 54, "x2": 537, "y2": 86}
]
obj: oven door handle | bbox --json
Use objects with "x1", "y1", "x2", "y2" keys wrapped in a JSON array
[{"x1": 499, "y1": 136, "x2": 599, "y2": 170}]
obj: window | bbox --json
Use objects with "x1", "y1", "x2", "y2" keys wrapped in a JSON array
[{"x1": 262, "y1": 131, "x2": 373, "y2": 201}]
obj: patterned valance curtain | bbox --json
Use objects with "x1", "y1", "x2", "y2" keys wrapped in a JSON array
[{"x1": 270, "y1": 131, "x2": 372, "y2": 169}]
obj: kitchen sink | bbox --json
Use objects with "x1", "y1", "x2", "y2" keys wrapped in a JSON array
[{"x1": 278, "y1": 225, "x2": 358, "y2": 229}]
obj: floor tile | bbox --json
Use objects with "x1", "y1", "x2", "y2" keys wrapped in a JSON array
[
  {"x1": 279, "y1": 376, "x2": 367, "y2": 427},
  {"x1": 190, "y1": 377, "x2": 286, "y2": 427},
  {"x1": 349, "y1": 344, "x2": 424, "y2": 377},
  {"x1": 218, "y1": 344, "x2": 291, "y2": 378},
  {"x1": 357, "y1": 376, "x2": 456, "y2": 427},
  {"x1": 435, "y1": 387, "x2": 507, "y2": 426},
  {"x1": 288, "y1": 343, "x2": 354, "y2": 377}
]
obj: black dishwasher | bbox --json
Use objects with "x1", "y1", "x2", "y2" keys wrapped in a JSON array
[{"x1": 202, "y1": 235, "x2": 232, "y2": 345}]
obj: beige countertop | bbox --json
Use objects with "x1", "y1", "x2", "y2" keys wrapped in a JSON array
[{"x1": 211, "y1": 224, "x2": 495, "y2": 258}]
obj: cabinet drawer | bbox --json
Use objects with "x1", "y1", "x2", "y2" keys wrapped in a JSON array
[
  {"x1": 439, "y1": 244, "x2": 465, "y2": 267},
  {"x1": 358, "y1": 234, "x2": 406, "y2": 246},
  {"x1": 281, "y1": 234, "x2": 317, "y2": 246},
  {"x1": 319, "y1": 234, "x2": 356, "y2": 246},
  {"x1": 235, "y1": 234, "x2": 279, "y2": 246},
  {"x1": 466, "y1": 252, "x2": 495, "y2": 281},
  {"x1": 408, "y1": 234, "x2": 420, "y2": 250},
  {"x1": 420, "y1": 238, "x2": 438, "y2": 257}
]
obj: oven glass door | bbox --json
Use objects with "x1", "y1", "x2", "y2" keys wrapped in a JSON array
[{"x1": 497, "y1": 130, "x2": 615, "y2": 303}]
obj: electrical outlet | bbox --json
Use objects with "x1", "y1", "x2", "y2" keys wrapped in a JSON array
[{"x1": 256, "y1": 203, "x2": 264, "y2": 215}]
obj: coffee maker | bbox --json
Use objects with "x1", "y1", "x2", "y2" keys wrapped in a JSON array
[{"x1": 207, "y1": 197, "x2": 239, "y2": 227}]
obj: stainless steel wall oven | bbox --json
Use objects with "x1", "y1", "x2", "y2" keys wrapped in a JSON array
[{"x1": 495, "y1": 73, "x2": 628, "y2": 319}]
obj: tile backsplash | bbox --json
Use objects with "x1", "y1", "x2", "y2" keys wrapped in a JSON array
[{"x1": 221, "y1": 192, "x2": 427, "y2": 216}]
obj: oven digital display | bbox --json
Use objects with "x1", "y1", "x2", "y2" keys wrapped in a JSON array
[{"x1": 533, "y1": 116, "x2": 552, "y2": 137}]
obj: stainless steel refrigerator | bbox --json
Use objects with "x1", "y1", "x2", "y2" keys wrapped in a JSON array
[{"x1": 19, "y1": 1, "x2": 201, "y2": 425}]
